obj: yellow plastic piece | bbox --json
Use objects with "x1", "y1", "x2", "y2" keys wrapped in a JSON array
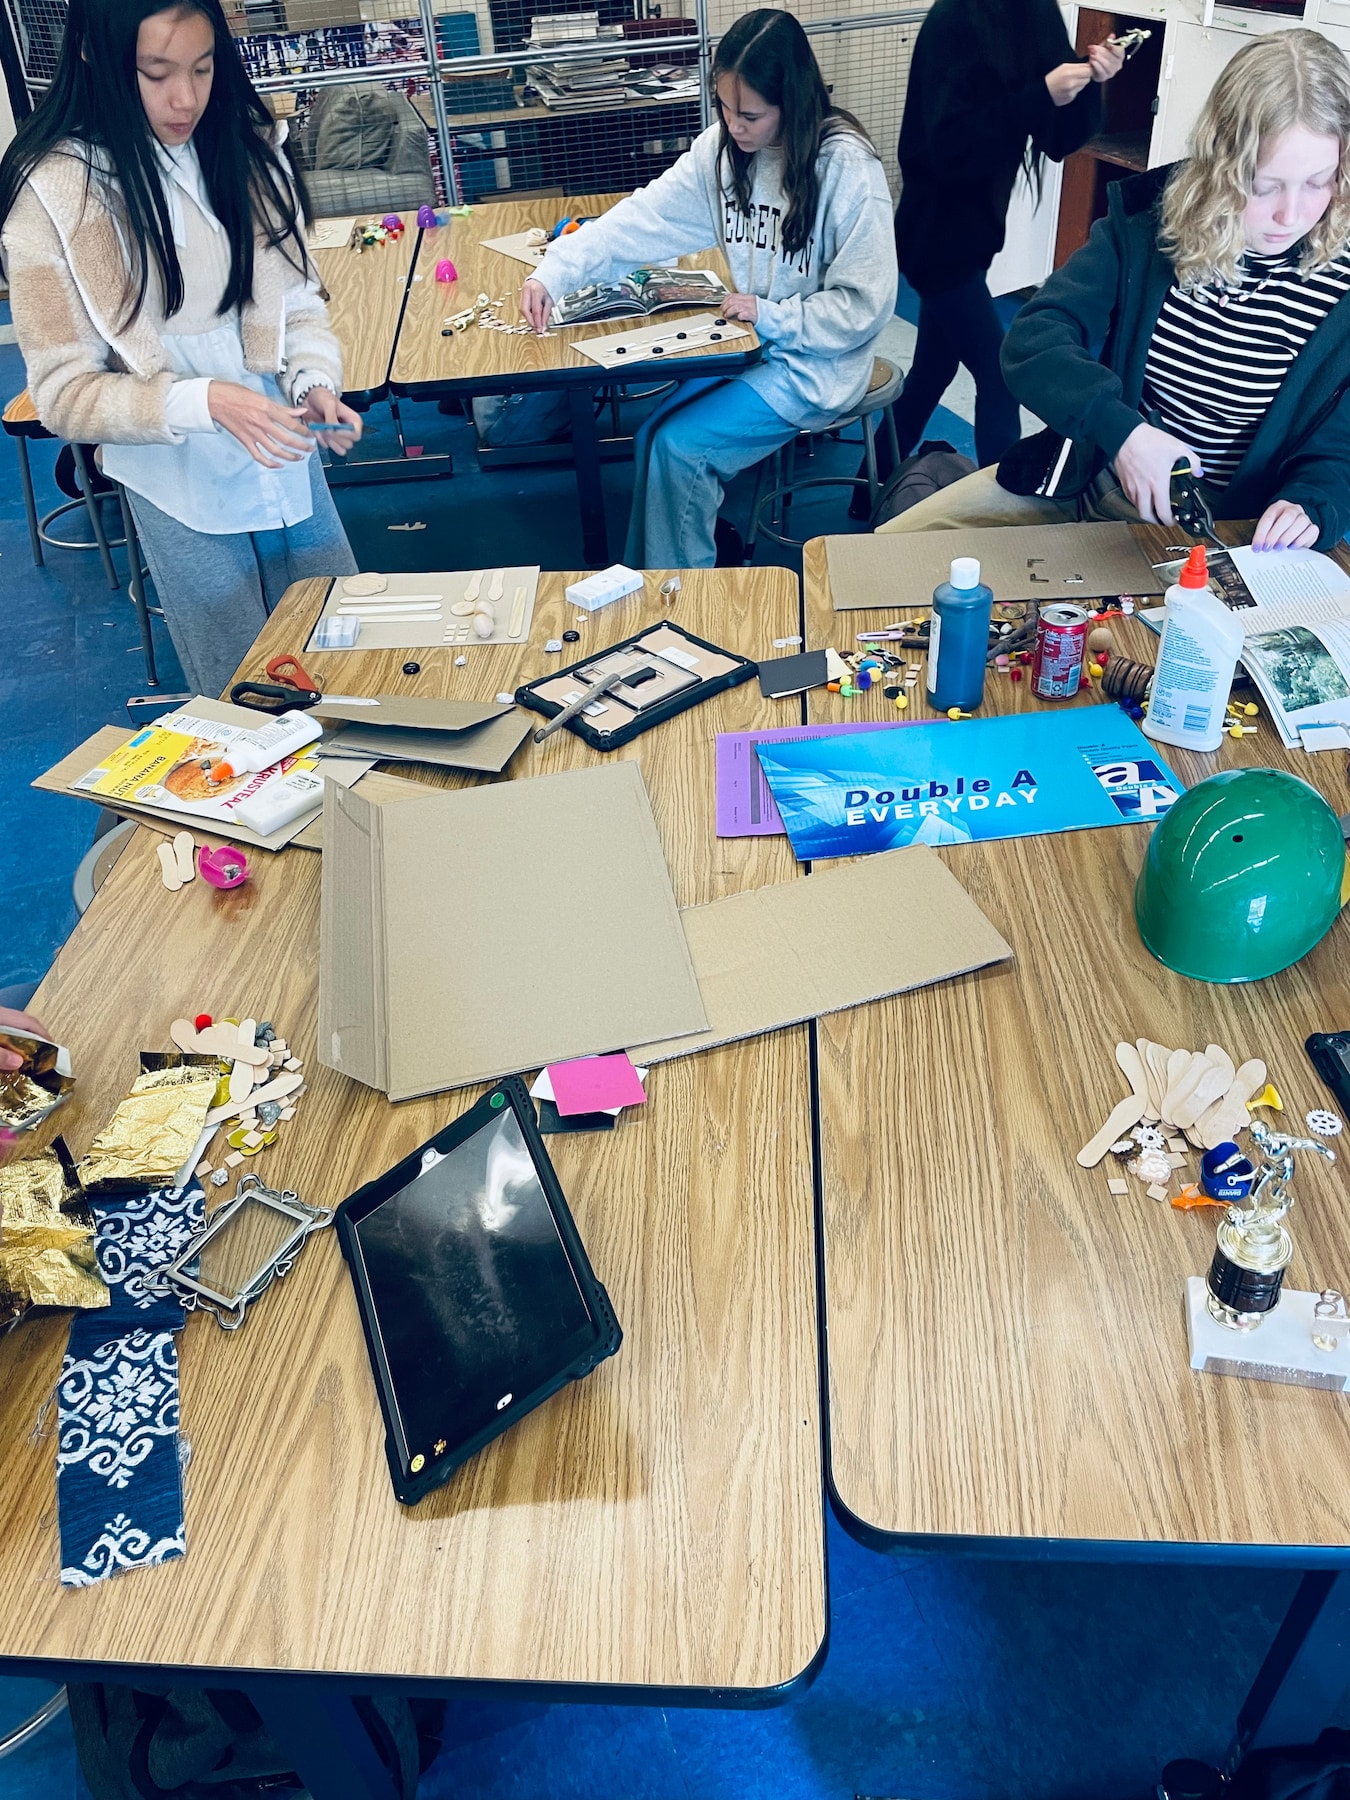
[
  {"x1": 894, "y1": 693, "x2": 909, "y2": 711},
  {"x1": 1248, "y1": 1083, "x2": 1284, "y2": 1113},
  {"x1": 1087, "y1": 661, "x2": 1103, "y2": 678},
  {"x1": 946, "y1": 707, "x2": 972, "y2": 720}
]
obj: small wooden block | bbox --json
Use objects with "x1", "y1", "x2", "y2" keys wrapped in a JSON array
[
  {"x1": 240, "y1": 1130, "x2": 264, "y2": 1150},
  {"x1": 1147, "y1": 1183, "x2": 1170, "y2": 1201},
  {"x1": 270, "y1": 1039, "x2": 287, "y2": 1055},
  {"x1": 194, "y1": 1161, "x2": 212, "y2": 1178},
  {"x1": 284, "y1": 1056, "x2": 302, "y2": 1071},
  {"x1": 1107, "y1": 1178, "x2": 1129, "y2": 1196},
  {"x1": 225, "y1": 1151, "x2": 245, "y2": 1167},
  {"x1": 1168, "y1": 1152, "x2": 1186, "y2": 1167},
  {"x1": 1167, "y1": 1138, "x2": 1186, "y2": 1152},
  {"x1": 279, "y1": 1105, "x2": 297, "y2": 1120}
]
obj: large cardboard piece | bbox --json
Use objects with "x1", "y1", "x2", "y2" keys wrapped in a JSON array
[
  {"x1": 316, "y1": 697, "x2": 532, "y2": 774},
  {"x1": 632, "y1": 848, "x2": 1012, "y2": 1062},
  {"x1": 825, "y1": 523, "x2": 1165, "y2": 610},
  {"x1": 319, "y1": 761, "x2": 709, "y2": 1100}
]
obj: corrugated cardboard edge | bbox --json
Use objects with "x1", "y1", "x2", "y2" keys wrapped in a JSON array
[
  {"x1": 320, "y1": 708, "x2": 533, "y2": 774},
  {"x1": 630, "y1": 846, "x2": 1013, "y2": 1062}
]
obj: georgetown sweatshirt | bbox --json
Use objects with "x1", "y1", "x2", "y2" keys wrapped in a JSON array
[{"x1": 533, "y1": 122, "x2": 898, "y2": 430}]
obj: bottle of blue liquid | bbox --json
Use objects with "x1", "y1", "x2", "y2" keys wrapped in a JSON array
[{"x1": 926, "y1": 556, "x2": 992, "y2": 713}]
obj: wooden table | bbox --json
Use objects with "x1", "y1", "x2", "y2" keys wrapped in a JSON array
[
  {"x1": 311, "y1": 213, "x2": 420, "y2": 406},
  {"x1": 803, "y1": 525, "x2": 1350, "y2": 1557},
  {"x1": 0, "y1": 569, "x2": 823, "y2": 1795},
  {"x1": 390, "y1": 193, "x2": 761, "y2": 564}
]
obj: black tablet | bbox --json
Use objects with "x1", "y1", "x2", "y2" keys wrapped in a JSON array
[{"x1": 336, "y1": 1078, "x2": 622, "y2": 1505}]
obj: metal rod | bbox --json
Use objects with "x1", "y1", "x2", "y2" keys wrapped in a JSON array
[
  {"x1": 0, "y1": 1689, "x2": 68, "y2": 1762},
  {"x1": 414, "y1": 0, "x2": 458, "y2": 202}
]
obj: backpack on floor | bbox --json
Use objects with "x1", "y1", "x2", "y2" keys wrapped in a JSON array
[{"x1": 870, "y1": 440, "x2": 975, "y2": 529}]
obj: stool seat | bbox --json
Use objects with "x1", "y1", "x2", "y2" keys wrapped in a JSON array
[
  {"x1": 746, "y1": 356, "x2": 904, "y2": 553},
  {"x1": 2, "y1": 388, "x2": 51, "y2": 441}
]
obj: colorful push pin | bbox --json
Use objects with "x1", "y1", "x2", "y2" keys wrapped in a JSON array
[
  {"x1": 194, "y1": 1013, "x2": 213, "y2": 1031},
  {"x1": 946, "y1": 706, "x2": 972, "y2": 720},
  {"x1": 416, "y1": 203, "x2": 437, "y2": 229},
  {"x1": 827, "y1": 680, "x2": 841, "y2": 693},
  {"x1": 1009, "y1": 668, "x2": 1022, "y2": 683},
  {"x1": 1249, "y1": 1083, "x2": 1284, "y2": 1113},
  {"x1": 840, "y1": 681, "x2": 855, "y2": 697},
  {"x1": 994, "y1": 654, "x2": 1009, "y2": 670},
  {"x1": 435, "y1": 258, "x2": 457, "y2": 282},
  {"x1": 1087, "y1": 661, "x2": 1103, "y2": 679},
  {"x1": 858, "y1": 670, "x2": 872, "y2": 690},
  {"x1": 894, "y1": 692, "x2": 909, "y2": 711}
]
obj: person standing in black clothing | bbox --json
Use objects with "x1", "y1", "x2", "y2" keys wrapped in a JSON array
[{"x1": 871, "y1": 0, "x2": 1123, "y2": 491}]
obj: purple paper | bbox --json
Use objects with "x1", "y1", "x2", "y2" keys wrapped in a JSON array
[{"x1": 716, "y1": 720, "x2": 918, "y2": 837}]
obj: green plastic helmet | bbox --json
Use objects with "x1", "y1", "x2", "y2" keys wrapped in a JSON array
[{"x1": 1135, "y1": 768, "x2": 1346, "y2": 983}]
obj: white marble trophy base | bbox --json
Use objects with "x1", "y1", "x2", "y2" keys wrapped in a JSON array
[{"x1": 1185, "y1": 1276, "x2": 1350, "y2": 1391}]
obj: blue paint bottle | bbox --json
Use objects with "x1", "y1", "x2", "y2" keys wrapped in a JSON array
[{"x1": 926, "y1": 557, "x2": 992, "y2": 713}]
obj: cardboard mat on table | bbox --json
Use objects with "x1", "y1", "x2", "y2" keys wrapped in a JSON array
[
  {"x1": 631, "y1": 847, "x2": 1013, "y2": 1062},
  {"x1": 825, "y1": 523, "x2": 1165, "y2": 610}
]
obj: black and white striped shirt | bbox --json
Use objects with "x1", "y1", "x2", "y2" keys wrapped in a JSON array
[{"x1": 1141, "y1": 247, "x2": 1350, "y2": 486}]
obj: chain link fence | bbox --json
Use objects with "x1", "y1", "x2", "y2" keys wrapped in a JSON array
[{"x1": 2, "y1": 0, "x2": 927, "y2": 208}]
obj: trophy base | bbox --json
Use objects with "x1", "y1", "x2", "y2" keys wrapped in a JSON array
[{"x1": 1186, "y1": 1278, "x2": 1350, "y2": 1390}]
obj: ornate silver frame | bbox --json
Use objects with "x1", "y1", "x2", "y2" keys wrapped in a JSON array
[{"x1": 145, "y1": 1174, "x2": 334, "y2": 1329}]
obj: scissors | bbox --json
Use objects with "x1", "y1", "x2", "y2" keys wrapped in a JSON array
[
  {"x1": 230, "y1": 653, "x2": 323, "y2": 712},
  {"x1": 1169, "y1": 460, "x2": 1222, "y2": 545}
]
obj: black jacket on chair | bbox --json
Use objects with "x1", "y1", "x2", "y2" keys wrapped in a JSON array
[
  {"x1": 1000, "y1": 165, "x2": 1350, "y2": 548},
  {"x1": 893, "y1": 0, "x2": 1101, "y2": 296}
]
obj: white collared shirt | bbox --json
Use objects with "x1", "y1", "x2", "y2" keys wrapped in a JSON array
[{"x1": 103, "y1": 139, "x2": 333, "y2": 535}]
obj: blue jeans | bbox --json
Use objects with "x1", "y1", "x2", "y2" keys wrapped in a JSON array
[
  {"x1": 891, "y1": 271, "x2": 1021, "y2": 469},
  {"x1": 625, "y1": 376, "x2": 798, "y2": 568},
  {"x1": 127, "y1": 451, "x2": 357, "y2": 697}
]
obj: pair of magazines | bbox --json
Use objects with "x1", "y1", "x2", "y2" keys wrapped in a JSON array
[{"x1": 550, "y1": 264, "x2": 726, "y2": 326}]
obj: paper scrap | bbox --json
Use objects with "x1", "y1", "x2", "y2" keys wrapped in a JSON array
[
  {"x1": 530, "y1": 1064, "x2": 647, "y2": 1118},
  {"x1": 545, "y1": 1053, "x2": 648, "y2": 1117}
]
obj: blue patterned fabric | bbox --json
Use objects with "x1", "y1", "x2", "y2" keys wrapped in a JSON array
[{"x1": 57, "y1": 1183, "x2": 203, "y2": 1588}]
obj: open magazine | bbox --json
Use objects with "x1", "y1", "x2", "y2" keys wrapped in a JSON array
[
  {"x1": 73, "y1": 707, "x2": 323, "y2": 829},
  {"x1": 1148, "y1": 545, "x2": 1350, "y2": 749},
  {"x1": 550, "y1": 266, "x2": 727, "y2": 326}
]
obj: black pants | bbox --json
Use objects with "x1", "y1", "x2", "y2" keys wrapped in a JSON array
[{"x1": 893, "y1": 269, "x2": 1022, "y2": 468}]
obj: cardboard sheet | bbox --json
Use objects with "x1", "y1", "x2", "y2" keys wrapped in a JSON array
[
  {"x1": 571, "y1": 313, "x2": 750, "y2": 371},
  {"x1": 305, "y1": 569, "x2": 540, "y2": 652},
  {"x1": 480, "y1": 230, "x2": 547, "y2": 267},
  {"x1": 33, "y1": 700, "x2": 373, "y2": 852},
  {"x1": 631, "y1": 848, "x2": 1012, "y2": 1063},
  {"x1": 315, "y1": 696, "x2": 533, "y2": 774},
  {"x1": 825, "y1": 523, "x2": 1165, "y2": 610},
  {"x1": 319, "y1": 761, "x2": 708, "y2": 1101}
]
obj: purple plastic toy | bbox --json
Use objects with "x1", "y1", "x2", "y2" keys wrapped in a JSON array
[
  {"x1": 435, "y1": 257, "x2": 457, "y2": 282},
  {"x1": 416, "y1": 203, "x2": 437, "y2": 229},
  {"x1": 381, "y1": 213, "x2": 403, "y2": 231}
]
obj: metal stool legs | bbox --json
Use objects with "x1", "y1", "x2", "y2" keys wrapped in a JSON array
[
  {"x1": 15, "y1": 436, "x2": 44, "y2": 566},
  {"x1": 116, "y1": 485, "x2": 160, "y2": 687}
]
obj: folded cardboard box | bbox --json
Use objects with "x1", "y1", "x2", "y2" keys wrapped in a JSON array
[
  {"x1": 315, "y1": 696, "x2": 532, "y2": 775},
  {"x1": 319, "y1": 760, "x2": 709, "y2": 1100}
]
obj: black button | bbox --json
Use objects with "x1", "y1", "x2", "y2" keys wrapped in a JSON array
[
  {"x1": 710, "y1": 331, "x2": 722, "y2": 340},
  {"x1": 884, "y1": 685, "x2": 900, "y2": 699},
  {"x1": 615, "y1": 346, "x2": 626, "y2": 355},
  {"x1": 652, "y1": 344, "x2": 663, "y2": 353},
  {"x1": 676, "y1": 332, "x2": 687, "y2": 340},
  {"x1": 402, "y1": 661, "x2": 421, "y2": 675},
  {"x1": 563, "y1": 629, "x2": 580, "y2": 642}
]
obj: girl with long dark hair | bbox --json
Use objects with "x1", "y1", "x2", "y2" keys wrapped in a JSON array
[
  {"x1": 519, "y1": 8, "x2": 897, "y2": 568},
  {"x1": 883, "y1": 0, "x2": 1122, "y2": 474},
  {"x1": 0, "y1": 0, "x2": 362, "y2": 697}
]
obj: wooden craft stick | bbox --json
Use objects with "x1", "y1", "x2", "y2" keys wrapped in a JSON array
[
  {"x1": 173, "y1": 831, "x2": 196, "y2": 884},
  {"x1": 228, "y1": 1059, "x2": 255, "y2": 1105},
  {"x1": 488, "y1": 568, "x2": 504, "y2": 602},
  {"x1": 508, "y1": 586, "x2": 527, "y2": 638},
  {"x1": 1197, "y1": 1059, "x2": 1268, "y2": 1150},
  {"x1": 464, "y1": 570, "x2": 484, "y2": 603},
  {"x1": 170, "y1": 1017, "x2": 199, "y2": 1053},
  {"x1": 1077, "y1": 1094, "x2": 1148, "y2": 1168},
  {"x1": 1115, "y1": 1042, "x2": 1149, "y2": 1104},
  {"x1": 157, "y1": 842, "x2": 183, "y2": 892},
  {"x1": 205, "y1": 1069, "x2": 303, "y2": 1128},
  {"x1": 194, "y1": 1024, "x2": 270, "y2": 1066},
  {"x1": 1162, "y1": 1047, "x2": 1192, "y2": 1122},
  {"x1": 1172, "y1": 1058, "x2": 1234, "y2": 1130},
  {"x1": 1144, "y1": 1042, "x2": 1172, "y2": 1118}
]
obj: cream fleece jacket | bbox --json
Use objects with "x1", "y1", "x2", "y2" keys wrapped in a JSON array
[{"x1": 1, "y1": 139, "x2": 342, "y2": 446}]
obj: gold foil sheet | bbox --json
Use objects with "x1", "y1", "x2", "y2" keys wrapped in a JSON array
[
  {"x1": 76, "y1": 1066, "x2": 216, "y2": 1192},
  {"x1": 0, "y1": 1072, "x2": 63, "y2": 1134},
  {"x1": 0, "y1": 1146, "x2": 108, "y2": 1322}
]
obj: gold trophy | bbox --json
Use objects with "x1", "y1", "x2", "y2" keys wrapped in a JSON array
[{"x1": 1206, "y1": 1122, "x2": 1336, "y2": 1330}]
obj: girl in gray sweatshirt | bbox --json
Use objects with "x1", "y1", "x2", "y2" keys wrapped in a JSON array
[{"x1": 523, "y1": 8, "x2": 898, "y2": 568}]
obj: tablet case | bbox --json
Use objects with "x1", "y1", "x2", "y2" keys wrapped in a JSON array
[
  {"x1": 336, "y1": 1077, "x2": 622, "y2": 1505},
  {"x1": 515, "y1": 621, "x2": 757, "y2": 749}
]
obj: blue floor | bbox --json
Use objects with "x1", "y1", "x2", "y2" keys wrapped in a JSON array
[{"x1": 0, "y1": 291, "x2": 1300, "y2": 1798}]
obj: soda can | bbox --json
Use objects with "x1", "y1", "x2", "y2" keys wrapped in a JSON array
[{"x1": 1032, "y1": 603, "x2": 1089, "y2": 700}]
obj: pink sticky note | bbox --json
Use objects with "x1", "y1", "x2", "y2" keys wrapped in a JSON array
[{"x1": 547, "y1": 1054, "x2": 647, "y2": 1117}]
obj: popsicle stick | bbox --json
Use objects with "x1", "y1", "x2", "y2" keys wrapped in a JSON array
[
  {"x1": 1197, "y1": 1059, "x2": 1268, "y2": 1150},
  {"x1": 1144, "y1": 1042, "x2": 1172, "y2": 1118},
  {"x1": 157, "y1": 842, "x2": 183, "y2": 892},
  {"x1": 205, "y1": 1069, "x2": 303, "y2": 1128},
  {"x1": 1172, "y1": 1058, "x2": 1233, "y2": 1130},
  {"x1": 228, "y1": 1059, "x2": 255, "y2": 1104},
  {"x1": 194, "y1": 1024, "x2": 270, "y2": 1065},
  {"x1": 487, "y1": 567, "x2": 504, "y2": 602},
  {"x1": 1162, "y1": 1048, "x2": 1192, "y2": 1124},
  {"x1": 464, "y1": 570, "x2": 484, "y2": 603},
  {"x1": 170, "y1": 1017, "x2": 199, "y2": 1053},
  {"x1": 509, "y1": 586, "x2": 527, "y2": 638},
  {"x1": 1115, "y1": 1042, "x2": 1149, "y2": 1103},
  {"x1": 173, "y1": 831, "x2": 196, "y2": 884},
  {"x1": 1078, "y1": 1094, "x2": 1148, "y2": 1168}
]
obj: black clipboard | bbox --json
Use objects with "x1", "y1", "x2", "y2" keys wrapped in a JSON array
[
  {"x1": 515, "y1": 620, "x2": 757, "y2": 749},
  {"x1": 336, "y1": 1078, "x2": 621, "y2": 1505}
]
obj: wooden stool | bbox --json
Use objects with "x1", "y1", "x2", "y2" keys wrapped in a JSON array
[
  {"x1": 746, "y1": 357, "x2": 905, "y2": 554},
  {"x1": 3, "y1": 390, "x2": 163, "y2": 685}
]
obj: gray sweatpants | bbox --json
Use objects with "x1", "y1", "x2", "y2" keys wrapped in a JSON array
[{"x1": 126, "y1": 453, "x2": 358, "y2": 698}]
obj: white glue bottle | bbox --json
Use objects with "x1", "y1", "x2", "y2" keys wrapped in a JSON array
[{"x1": 1142, "y1": 546, "x2": 1244, "y2": 753}]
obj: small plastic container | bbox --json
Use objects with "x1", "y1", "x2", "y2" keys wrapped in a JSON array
[{"x1": 926, "y1": 557, "x2": 993, "y2": 713}]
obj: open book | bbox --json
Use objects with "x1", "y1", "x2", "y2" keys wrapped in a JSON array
[
  {"x1": 1148, "y1": 545, "x2": 1350, "y2": 749},
  {"x1": 550, "y1": 266, "x2": 727, "y2": 327}
]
